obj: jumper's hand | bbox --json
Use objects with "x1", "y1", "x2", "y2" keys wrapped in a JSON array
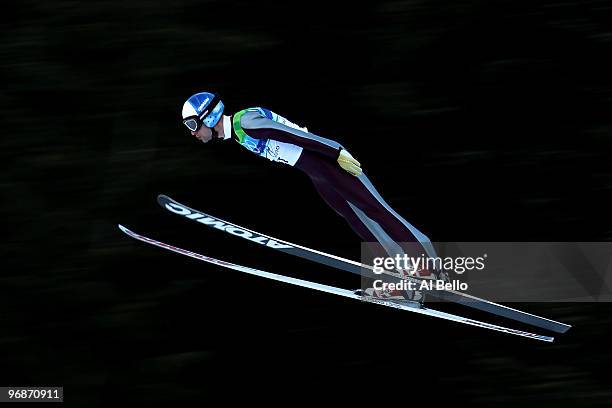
[{"x1": 337, "y1": 149, "x2": 362, "y2": 176}]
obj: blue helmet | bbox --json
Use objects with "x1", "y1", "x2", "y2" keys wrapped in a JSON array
[{"x1": 181, "y1": 92, "x2": 224, "y2": 132}]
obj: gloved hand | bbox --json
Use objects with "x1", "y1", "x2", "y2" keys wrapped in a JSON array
[{"x1": 337, "y1": 148, "x2": 362, "y2": 176}]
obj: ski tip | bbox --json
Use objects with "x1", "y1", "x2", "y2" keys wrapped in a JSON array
[
  {"x1": 157, "y1": 194, "x2": 169, "y2": 202},
  {"x1": 117, "y1": 224, "x2": 140, "y2": 240}
]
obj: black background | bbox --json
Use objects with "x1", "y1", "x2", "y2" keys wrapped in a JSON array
[{"x1": 2, "y1": 0, "x2": 612, "y2": 406}]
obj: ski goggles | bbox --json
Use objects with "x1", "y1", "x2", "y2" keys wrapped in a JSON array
[
  {"x1": 182, "y1": 93, "x2": 222, "y2": 132},
  {"x1": 182, "y1": 116, "x2": 203, "y2": 132}
]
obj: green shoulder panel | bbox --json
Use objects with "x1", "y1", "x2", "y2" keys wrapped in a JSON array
[{"x1": 232, "y1": 109, "x2": 250, "y2": 144}]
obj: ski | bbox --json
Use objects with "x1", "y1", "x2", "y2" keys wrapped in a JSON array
[
  {"x1": 118, "y1": 224, "x2": 555, "y2": 342},
  {"x1": 157, "y1": 194, "x2": 571, "y2": 334}
]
